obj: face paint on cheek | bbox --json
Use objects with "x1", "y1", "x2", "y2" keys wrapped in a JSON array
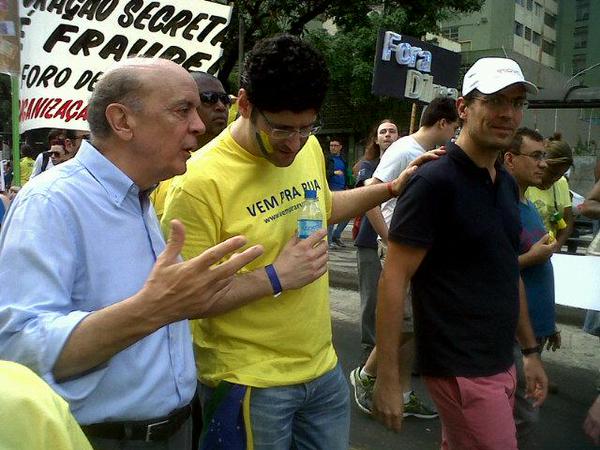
[{"x1": 256, "y1": 130, "x2": 276, "y2": 155}]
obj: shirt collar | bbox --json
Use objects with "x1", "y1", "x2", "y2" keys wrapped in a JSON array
[
  {"x1": 76, "y1": 140, "x2": 140, "y2": 207},
  {"x1": 446, "y1": 140, "x2": 507, "y2": 181}
]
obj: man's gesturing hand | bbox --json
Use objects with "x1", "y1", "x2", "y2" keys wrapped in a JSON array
[
  {"x1": 389, "y1": 149, "x2": 445, "y2": 196},
  {"x1": 142, "y1": 220, "x2": 264, "y2": 321}
]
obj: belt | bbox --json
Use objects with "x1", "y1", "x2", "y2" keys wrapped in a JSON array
[{"x1": 81, "y1": 404, "x2": 191, "y2": 442}]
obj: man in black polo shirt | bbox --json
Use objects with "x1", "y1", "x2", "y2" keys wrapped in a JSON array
[{"x1": 373, "y1": 58, "x2": 548, "y2": 450}]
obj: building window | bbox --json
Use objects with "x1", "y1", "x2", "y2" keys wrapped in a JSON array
[
  {"x1": 515, "y1": 21, "x2": 524, "y2": 37},
  {"x1": 544, "y1": 12, "x2": 556, "y2": 29},
  {"x1": 574, "y1": 26, "x2": 588, "y2": 49},
  {"x1": 542, "y1": 39, "x2": 555, "y2": 56},
  {"x1": 441, "y1": 26, "x2": 459, "y2": 41},
  {"x1": 527, "y1": 0, "x2": 533, "y2": 10},
  {"x1": 515, "y1": 0, "x2": 524, "y2": 6},
  {"x1": 534, "y1": 2, "x2": 543, "y2": 15},
  {"x1": 576, "y1": 0, "x2": 590, "y2": 21},
  {"x1": 572, "y1": 55, "x2": 587, "y2": 75},
  {"x1": 532, "y1": 31, "x2": 541, "y2": 45},
  {"x1": 524, "y1": 27, "x2": 532, "y2": 41}
]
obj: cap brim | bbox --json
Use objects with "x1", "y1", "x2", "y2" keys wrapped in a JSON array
[{"x1": 478, "y1": 80, "x2": 539, "y2": 96}]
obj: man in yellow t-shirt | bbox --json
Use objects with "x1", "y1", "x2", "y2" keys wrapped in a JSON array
[
  {"x1": 162, "y1": 35, "x2": 433, "y2": 449},
  {"x1": 0, "y1": 360, "x2": 92, "y2": 450},
  {"x1": 151, "y1": 72, "x2": 231, "y2": 221}
]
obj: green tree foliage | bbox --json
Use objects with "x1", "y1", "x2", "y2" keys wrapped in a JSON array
[{"x1": 217, "y1": 0, "x2": 483, "y2": 90}]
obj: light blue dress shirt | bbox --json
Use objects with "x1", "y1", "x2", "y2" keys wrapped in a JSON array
[{"x1": 0, "y1": 141, "x2": 196, "y2": 424}]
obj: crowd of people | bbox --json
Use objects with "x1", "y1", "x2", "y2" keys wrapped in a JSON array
[{"x1": 0, "y1": 33, "x2": 598, "y2": 450}]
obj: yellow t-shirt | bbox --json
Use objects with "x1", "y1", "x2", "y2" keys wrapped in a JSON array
[
  {"x1": 525, "y1": 176, "x2": 572, "y2": 235},
  {"x1": 150, "y1": 178, "x2": 171, "y2": 221},
  {"x1": 19, "y1": 157, "x2": 35, "y2": 184},
  {"x1": 161, "y1": 129, "x2": 337, "y2": 388},
  {"x1": 0, "y1": 361, "x2": 92, "y2": 450}
]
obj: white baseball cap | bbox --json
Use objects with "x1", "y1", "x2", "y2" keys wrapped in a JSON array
[{"x1": 462, "y1": 57, "x2": 538, "y2": 96}]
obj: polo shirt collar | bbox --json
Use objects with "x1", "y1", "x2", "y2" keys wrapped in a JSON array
[{"x1": 446, "y1": 141, "x2": 507, "y2": 182}]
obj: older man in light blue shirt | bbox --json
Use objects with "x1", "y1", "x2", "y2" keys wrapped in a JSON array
[{"x1": 0, "y1": 58, "x2": 263, "y2": 449}]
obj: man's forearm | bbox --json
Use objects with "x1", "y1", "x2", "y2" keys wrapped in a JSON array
[
  {"x1": 330, "y1": 184, "x2": 391, "y2": 224},
  {"x1": 376, "y1": 275, "x2": 407, "y2": 383},
  {"x1": 53, "y1": 294, "x2": 166, "y2": 380},
  {"x1": 365, "y1": 206, "x2": 389, "y2": 242},
  {"x1": 556, "y1": 207, "x2": 573, "y2": 249},
  {"x1": 515, "y1": 278, "x2": 538, "y2": 348},
  {"x1": 201, "y1": 269, "x2": 274, "y2": 317},
  {"x1": 581, "y1": 199, "x2": 600, "y2": 219}
]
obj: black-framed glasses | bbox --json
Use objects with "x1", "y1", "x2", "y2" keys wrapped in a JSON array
[
  {"x1": 200, "y1": 91, "x2": 231, "y2": 106},
  {"x1": 475, "y1": 95, "x2": 529, "y2": 111},
  {"x1": 256, "y1": 108, "x2": 321, "y2": 140},
  {"x1": 512, "y1": 151, "x2": 547, "y2": 162}
]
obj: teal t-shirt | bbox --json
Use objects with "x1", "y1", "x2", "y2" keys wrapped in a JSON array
[{"x1": 519, "y1": 200, "x2": 556, "y2": 338}]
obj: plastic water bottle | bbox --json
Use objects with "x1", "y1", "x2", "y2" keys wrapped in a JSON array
[{"x1": 298, "y1": 189, "x2": 323, "y2": 239}]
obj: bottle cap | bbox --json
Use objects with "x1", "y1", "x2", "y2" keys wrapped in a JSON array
[{"x1": 304, "y1": 189, "x2": 317, "y2": 199}]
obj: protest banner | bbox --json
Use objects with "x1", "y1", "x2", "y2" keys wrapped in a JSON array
[
  {"x1": 372, "y1": 30, "x2": 461, "y2": 104},
  {"x1": 18, "y1": 0, "x2": 232, "y2": 132},
  {"x1": 552, "y1": 253, "x2": 600, "y2": 312}
]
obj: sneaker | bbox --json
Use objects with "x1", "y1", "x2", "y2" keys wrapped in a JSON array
[
  {"x1": 349, "y1": 367, "x2": 374, "y2": 415},
  {"x1": 333, "y1": 237, "x2": 346, "y2": 247},
  {"x1": 403, "y1": 391, "x2": 438, "y2": 419}
]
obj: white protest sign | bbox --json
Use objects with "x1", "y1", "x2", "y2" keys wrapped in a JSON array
[
  {"x1": 552, "y1": 253, "x2": 600, "y2": 311},
  {"x1": 18, "y1": 0, "x2": 232, "y2": 132}
]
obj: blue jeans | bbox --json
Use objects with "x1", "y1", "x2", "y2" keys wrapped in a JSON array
[
  {"x1": 328, "y1": 220, "x2": 350, "y2": 242},
  {"x1": 199, "y1": 364, "x2": 349, "y2": 450}
]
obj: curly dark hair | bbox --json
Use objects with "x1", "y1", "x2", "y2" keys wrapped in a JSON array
[{"x1": 241, "y1": 34, "x2": 330, "y2": 113}]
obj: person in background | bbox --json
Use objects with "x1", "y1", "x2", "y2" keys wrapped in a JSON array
[
  {"x1": 19, "y1": 143, "x2": 36, "y2": 185},
  {"x1": 503, "y1": 128, "x2": 561, "y2": 447},
  {"x1": 525, "y1": 139, "x2": 574, "y2": 250},
  {"x1": 350, "y1": 97, "x2": 460, "y2": 420},
  {"x1": 327, "y1": 138, "x2": 352, "y2": 248},
  {"x1": 0, "y1": 360, "x2": 93, "y2": 450},
  {"x1": 30, "y1": 129, "x2": 65, "y2": 178},
  {"x1": 151, "y1": 71, "x2": 231, "y2": 221},
  {"x1": 30, "y1": 129, "x2": 89, "y2": 178},
  {"x1": 354, "y1": 119, "x2": 399, "y2": 362}
]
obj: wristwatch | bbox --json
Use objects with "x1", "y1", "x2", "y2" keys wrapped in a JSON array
[{"x1": 521, "y1": 345, "x2": 541, "y2": 356}]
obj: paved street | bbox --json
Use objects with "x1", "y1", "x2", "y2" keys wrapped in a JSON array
[{"x1": 330, "y1": 286, "x2": 599, "y2": 450}]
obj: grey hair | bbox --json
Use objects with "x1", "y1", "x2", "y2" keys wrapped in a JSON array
[{"x1": 87, "y1": 68, "x2": 145, "y2": 139}]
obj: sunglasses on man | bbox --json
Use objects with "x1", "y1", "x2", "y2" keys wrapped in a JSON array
[{"x1": 200, "y1": 92, "x2": 231, "y2": 106}]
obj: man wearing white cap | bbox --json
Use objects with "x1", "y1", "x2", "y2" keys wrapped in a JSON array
[{"x1": 373, "y1": 57, "x2": 548, "y2": 450}]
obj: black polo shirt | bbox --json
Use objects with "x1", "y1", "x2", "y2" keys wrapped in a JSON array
[{"x1": 389, "y1": 142, "x2": 521, "y2": 377}]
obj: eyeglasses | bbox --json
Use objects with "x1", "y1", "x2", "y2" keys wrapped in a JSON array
[
  {"x1": 475, "y1": 95, "x2": 529, "y2": 111},
  {"x1": 200, "y1": 92, "x2": 231, "y2": 106},
  {"x1": 256, "y1": 108, "x2": 321, "y2": 140},
  {"x1": 512, "y1": 151, "x2": 547, "y2": 161}
]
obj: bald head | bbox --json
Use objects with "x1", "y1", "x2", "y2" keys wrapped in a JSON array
[
  {"x1": 88, "y1": 58, "x2": 194, "y2": 139},
  {"x1": 190, "y1": 71, "x2": 230, "y2": 146}
]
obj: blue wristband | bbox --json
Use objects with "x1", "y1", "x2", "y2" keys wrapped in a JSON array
[{"x1": 265, "y1": 264, "x2": 283, "y2": 298}]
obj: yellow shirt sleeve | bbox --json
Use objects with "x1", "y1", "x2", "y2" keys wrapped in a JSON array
[
  {"x1": 0, "y1": 361, "x2": 92, "y2": 450},
  {"x1": 554, "y1": 176, "x2": 572, "y2": 210}
]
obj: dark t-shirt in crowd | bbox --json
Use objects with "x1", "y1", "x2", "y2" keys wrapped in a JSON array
[
  {"x1": 389, "y1": 142, "x2": 521, "y2": 377},
  {"x1": 354, "y1": 159, "x2": 379, "y2": 248}
]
